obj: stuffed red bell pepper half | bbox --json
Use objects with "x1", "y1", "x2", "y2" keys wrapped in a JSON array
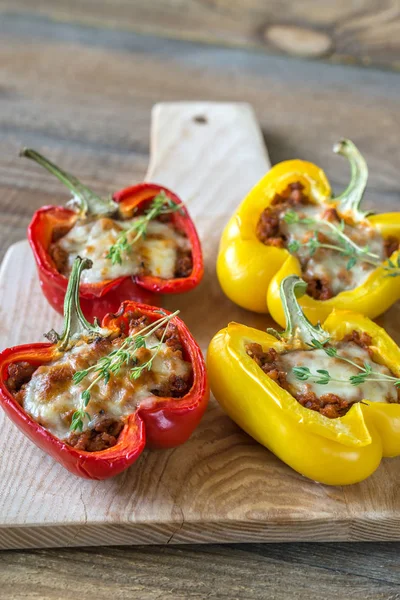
[
  {"x1": 0, "y1": 257, "x2": 209, "y2": 479},
  {"x1": 24, "y1": 149, "x2": 203, "y2": 321}
]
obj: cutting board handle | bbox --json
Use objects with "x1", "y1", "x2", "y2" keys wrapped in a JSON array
[
  {"x1": 145, "y1": 102, "x2": 270, "y2": 217},
  {"x1": 0, "y1": 102, "x2": 276, "y2": 550}
]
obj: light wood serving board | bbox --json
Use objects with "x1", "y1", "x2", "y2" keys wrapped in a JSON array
[{"x1": 1, "y1": 103, "x2": 400, "y2": 550}]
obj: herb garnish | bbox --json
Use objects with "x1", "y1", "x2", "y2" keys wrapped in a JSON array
[
  {"x1": 292, "y1": 338, "x2": 400, "y2": 388},
  {"x1": 383, "y1": 255, "x2": 400, "y2": 277},
  {"x1": 279, "y1": 139, "x2": 400, "y2": 277},
  {"x1": 106, "y1": 192, "x2": 184, "y2": 266},
  {"x1": 70, "y1": 309, "x2": 180, "y2": 432},
  {"x1": 284, "y1": 210, "x2": 380, "y2": 271}
]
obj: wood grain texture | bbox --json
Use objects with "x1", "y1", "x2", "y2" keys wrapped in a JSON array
[
  {"x1": 2, "y1": 102, "x2": 400, "y2": 550},
  {"x1": 1, "y1": 543, "x2": 400, "y2": 600},
  {"x1": 146, "y1": 103, "x2": 270, "y2": 213},
  {"x1": 2, "y1": 1, "x2": 400, "y2": 70},
  {"x1": 0, "y1": 16, "x2": 400, "y2": 264},
  {"x1": 0, "y1": 102, "x2": 278, "y2": 550},
  {"x1": 1, "y1": 12, "x2": 400, "y2": 594}
]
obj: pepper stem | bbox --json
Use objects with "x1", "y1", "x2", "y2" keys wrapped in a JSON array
[
  {"x1": 267, "y1": 276, "x2": 330, "y2": 348},
  {"x1": 45, "y1": 257, "x2": 108, "y2": 351},
  {"x1": 20, "y1": 148, "x2": 118, "y2": 218},
  {"x1": 332, "y1": 139, "x2": 371, "y2": 221}
]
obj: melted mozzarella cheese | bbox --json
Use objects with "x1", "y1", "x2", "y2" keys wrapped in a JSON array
[
  {"x1": 281, "y1": 344, "x2": 397, "y2": 404},
  {"x1": 280, "y1": 203, "x2": 385, "y2": 295},
  {"x1": 57, "y1": 217, "x2": 190, "y2": 284},
  {"x1": 22, "y1": 335, "x2": 192, "y2": 440}
]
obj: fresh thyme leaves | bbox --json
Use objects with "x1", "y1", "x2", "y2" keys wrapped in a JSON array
[
  {"x1": 283, "y1": 209, "x2": 380, "y2": 271},
  {"x1": 292, "y1": 338, "x2": 400, "y2": 389},
  {"x1": 287, "y1": 240, "x2": 300, "y2": 253},
  {"x1": 106, "y1": 191, "x2": 184, "y2": 266},
  {"x1": 292, "y1": 366, "x2": 331, "y2": 385},
  {"x1": 346, "y1": 256, "x2": 357, "y2": 271},
  {"x1": 293, "y1": 363, "x2": 400, "y2": 388},
  {"x1": 70, "y1": 405, "x2": 91, "y2": 433},
  {"x1": 283, "y1": 212, "x2": 314, "y2": 226},
  {"x1": 384, "y1": 255, "x2": 400, "y2": 277},
  {"x1": 69, "y1": 309, "x2": 180, "y2": 432},
  {"x1": 307, "y1": 338, "x2": 329, "y2": 350}
]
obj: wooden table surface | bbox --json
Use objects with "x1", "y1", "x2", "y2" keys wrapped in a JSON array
[{"x1": 1, "y1": 3, "x2": 400, "y2": 598}]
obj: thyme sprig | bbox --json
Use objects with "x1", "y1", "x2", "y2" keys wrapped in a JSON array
[
  {"x1": 70, "y1": 309, "x2": 180, "y2": 432},
  {"x1": 292, "y1": 338, "x2": 400, "y2": 388},
  {"x1": 284, "y1": 210, "x2": 380, "y2": 270},
  {"x1": 383, "y1": 255, "x2": 400, "y2": 277},
  {"x1": 106, "y1": 192, "x2": 184, "y2": 265}
]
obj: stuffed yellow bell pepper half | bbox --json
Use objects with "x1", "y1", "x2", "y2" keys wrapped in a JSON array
[
  {"x1": 217, "y1": 140, "x2": 400, "y2": 326},
  {"x1": 208, "y1": 275, "x2": 400, "y2": 485}
]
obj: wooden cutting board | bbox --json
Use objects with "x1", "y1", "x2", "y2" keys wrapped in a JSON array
[{"x1": 1, "y1": 102, "x2": 400, "y2": 550}]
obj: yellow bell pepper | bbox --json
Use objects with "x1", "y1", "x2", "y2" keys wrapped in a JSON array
[
  {"x1": 217, "y1": 140, "x2": 400, "y2": 325},
  {"x1": 207, "y1": 275, "x2": 400, "y2": 485}
]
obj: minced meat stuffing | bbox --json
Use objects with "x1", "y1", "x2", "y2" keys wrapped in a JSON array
[
  {"x1": 246, "y1": 330, "x2": 400, "y2": 419},
  {"x1": 256, "y1": 182, "x2": 399, "y2": 300},
  {"x1": 6, "y1": 312, "x2": 192, "y2": 452}
]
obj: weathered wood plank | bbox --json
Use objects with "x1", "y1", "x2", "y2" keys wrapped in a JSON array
[
  {"x1": 2, "y1": 129, "x2": 400, "y2": 550},
  {"x1": 0, "y1": 19, "x2": 399, "y2": 263},
  {"x1": 0, "y1": 103, "x2": 274, "y2": 550},
  {"x1": 0, "y1": 543, "x2": 399, "y2": 600},
  {"x1": 1, "y1": 14, "x2": 400, "y2": 595},
  {"x1": 6, "y1": 103, "x2": 388, "y2": 550},
  {"x1": 1, "y1": 1, "x2": 400, "y2": 70}
]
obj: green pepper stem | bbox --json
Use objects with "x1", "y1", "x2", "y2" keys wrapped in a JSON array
[
  {"x1": 20, "y1": 148, "x2": 118, "y2": 218},
  {"x1": 332, "y1": 139, "x2": 371, "y2": 222},
  {"x1": 45, "y1": 257, "x2": 108, "y2": 351},
  {"x1": 267, "y1": 276, "x2": 330, "y2": 347}
]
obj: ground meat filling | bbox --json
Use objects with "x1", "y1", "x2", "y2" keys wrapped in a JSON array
[
  {"x1": 68, "y1": 416, "x2": 124, "y2": 452},
  {"x1": 6, "y1": 313, "x2": 192, "y2": 453},
  {"x1": 128, "y1": 312, "x2": 185, "y2": 357},
  {"x1": 256, "y1": 182, "x2": 399, "y2": 300},
  {"x1": 246, "y1": 344, "x2": 288, "y2": 390},
  {"x1": 343, "y1": 329, "x2": 374, "y2": 354},
  {"x1": 295, "y1": 391, "x2": 349, "y2": 419},
  {"x1": 303, "y1": 271, "x2": 333, "y2": 301},
  {"x1": 51, "y1": 224, "x2": 72, "y2": 243},
  {"x1": 246, "y1": 330, "x2": 400, "y2": 419},
  {"x1": 126, "y1": 316, "x2": 192, "y2": 400},
  {"x1": 151, "y1": 375, "x2": 191, "y2": 398},
  {"x1": 49, "y1": 222, "x2": 76, "y2": 273},
  {"x1": 384, "y1": 236, "x2": 400, "y2": 258},
  {"x1": 256, "y1": 182, "x2": 308, "y2": 247},
  {"x1": 50, "y1": 245, "x2": 69, "y2": 274},
  {"x1": 174, "y1": 248, "x2": 193, "y2": 278},
  {"x1": 49, "y1": 212, "x2": 193, "y2": 282},
  {"x1": 5, "y1": 362, "x2": 38, "y2": 405}
]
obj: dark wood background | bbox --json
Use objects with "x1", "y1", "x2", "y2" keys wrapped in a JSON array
[
  {"x1": 3, "y1": 0, "x2": 400, "y2": 69},
  {"x1": 0, "y1": 2, "x2": 400, "y2": 598}
]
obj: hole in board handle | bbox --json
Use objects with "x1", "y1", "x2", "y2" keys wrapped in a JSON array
[{"x1": 193, "y1": 115, "x2": 207, "y2": 125}]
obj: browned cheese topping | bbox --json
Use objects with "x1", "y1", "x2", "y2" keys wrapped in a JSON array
[
  {"x1": 49, "y1": 214, "x2": 193, "y2": 284},
  {"x1": 256, "y1": 182, "x2": 399, "y2": 300},
  {"x1": 246, "y1": 330, "x2": 399, "y2": 419},
  {"x1": 6, "y1": 313, "x2": 193, "y2": 452}
]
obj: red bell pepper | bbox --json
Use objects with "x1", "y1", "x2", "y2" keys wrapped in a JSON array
[
  {"x1": 0, "y1": 258, "x2": 209, "y2": 480},
  {"x1": 24, "y1": 149, "x2": 204, "y2": 322}
]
